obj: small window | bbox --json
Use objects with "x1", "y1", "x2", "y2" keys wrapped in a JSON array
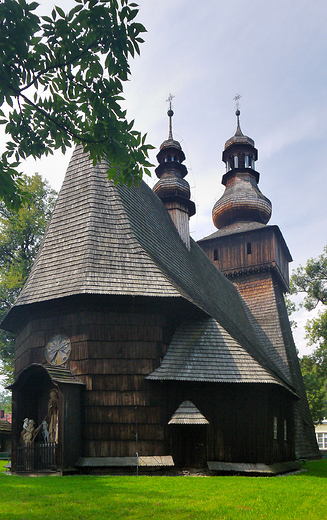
[
  {"x1": 214, "y1": 249, "x2": 218, "y2": 261},
  {"x1": 324, "y1": 433, "x2": 327, "y2": 449},
  {"x1": 317, "y1": 432, "x2": 323, "y2": 449},
  {"x1": 247, "y1": 242, "x2": 252, "y2": 255},
  {"x1": 234, "y1": 155, "x2": 238, "y2": 168},
  {"x1": 284, "y1": 420, "x2": 287, "y2": 441},
  {"x1": 274, "y1": 417, "x2": 278, "y2": 440}
]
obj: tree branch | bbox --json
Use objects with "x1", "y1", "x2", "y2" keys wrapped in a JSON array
[
  {"x1": 18, "y1": 91, "x2": 109, "y2": 145},
  {"x1": 20, "y1": 37, "x2": 100, "y2": 93}
]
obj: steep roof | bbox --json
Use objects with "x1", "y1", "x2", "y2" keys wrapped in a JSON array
[
  {"x1": 2, "y1": 147, "x2": 295, "y2": 391},
  {"x1": 11, "y1": 147, "x2": 179, "y2": 305},
  {"x1": 200, "y1": 221, "x2": 267, "y2": 239},
  {"x1": 9, "y1": 363, "x2": 85, "y2": 390},
  {"x1": 168, "y1": 401, "x2": 209, "y2": 424},
  {"x1": 236, "y1": 275, "x2": 292, "y2": 383},
  {"x1": 148, "y1": 318, "x2": 292, "y2": 389}
]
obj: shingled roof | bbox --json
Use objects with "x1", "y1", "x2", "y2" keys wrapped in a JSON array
[
  {"x1": 9, "y1": 363, "x2": 85, "y2": 390},
  {"x1": 245, "y1": 275, "x2": 318, "y2": 459},
  {"x1": 168, "y1": 401, "x2": 209, "y2": 424},
  {"x1": 2, "y1": 147, "x2": 295, "y2": 391},
  {"x1": 147, "y1": 318, "x2": 292, "y2": 388},
  {"x1": 11, "y1": 147, "x2": 180, "y2": 305}
]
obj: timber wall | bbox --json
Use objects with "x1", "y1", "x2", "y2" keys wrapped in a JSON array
[
  {"x1": 14, "y1": 308, "x2": 173, "y2": 458},
  {"x1": 13, "y1": 296, "x2": 299, "y2": 466}
]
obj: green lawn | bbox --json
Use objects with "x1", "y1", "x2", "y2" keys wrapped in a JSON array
[{"x1": 0, "y1": 460, "x2": 326, "y2": 520}]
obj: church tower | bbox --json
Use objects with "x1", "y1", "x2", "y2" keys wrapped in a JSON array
[
  {"x1": 199, "y1": 108, "x2": 291, "y2": 291},
  {"x1": 153, "y1": 95, "x2": 195, "y2": 249},
  {"x1": 198, "y1": 110, "x2": 318, "y2": 459}
]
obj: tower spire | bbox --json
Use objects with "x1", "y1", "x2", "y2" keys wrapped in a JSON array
[
  {"x1": 166, "y1": 93, "x2": 175, "y2": 139},
  {"x1": 153, "y1": 96, "x2": 195, "y2": 249},
  {"x1": 233, "y1": 94, "x2": 243, "y2": 135},
  {"x1": 212, "y1": 109, "x2": 272, "y2": 229}
]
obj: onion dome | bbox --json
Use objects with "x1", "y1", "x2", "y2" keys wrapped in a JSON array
[
  {"x1": 154, "y1": 104, "x2": 190, "y2": 199},
  {"x1": 212, "y1": 110, "x2": 272, "y2": 229},
  {"x1": 153, "y1": 97, "x2": 195, "y2": 249}
]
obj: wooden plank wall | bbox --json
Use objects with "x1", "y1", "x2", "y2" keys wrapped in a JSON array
[
  {"x1": 13, "y1": 300, "x2": 295, "y2": 466},
  {"x1": 199, "y1": 228, "x2": 289, "y2": 289},
  {"x1": 164, "y1": 382, "x2": 295, "y2": 465},
  {"x1": 14, "y1": 308, "x2": 172, "y2": 459}
]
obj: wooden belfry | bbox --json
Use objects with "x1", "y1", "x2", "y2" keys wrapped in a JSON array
[{"x1": 2, "y1": 104, "x2": 319, "y2": 475}]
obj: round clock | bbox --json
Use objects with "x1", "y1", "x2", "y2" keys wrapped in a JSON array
[{"x1": 45, "y1": 334, "x2": 71, "y2": 366}]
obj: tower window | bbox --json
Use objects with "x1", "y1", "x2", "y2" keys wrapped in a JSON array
[
  {"x1": 234, "y1": 156, "x2": 238, "y2": 168},
  {"x1": 214, "y1": 249, "x2": 218, "y2": 261},
  {"x1": 245, "y1": 155, "x2": 249, "y2": 168},
  {"x1": 247, "y1": 242, "x2": 251, "y2": 255}
]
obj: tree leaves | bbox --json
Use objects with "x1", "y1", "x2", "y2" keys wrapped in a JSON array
[
  {"x1": 0, "y1": 174, "x2": 57, "y2": 385},
  {"x1": 290, "y1": 246, "x2": 327, "y2": 310},
  {"x1": 290, "y1": 246, "x2": 327, "y2": 422},
  {"x1": 300, "y1": 355, "x2": 327, "y2": 423},
  {"x1": 0, "y1": 0, "x2": 153, "y2": 210}
]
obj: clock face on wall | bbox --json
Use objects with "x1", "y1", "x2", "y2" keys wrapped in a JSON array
[{"x1": 45, "y1": 334, "x2": 71, "y2": 366}]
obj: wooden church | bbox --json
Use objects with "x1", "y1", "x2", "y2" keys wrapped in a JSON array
[{"x1": 1, "y1": 106, "x2": 319, "y2": 474}]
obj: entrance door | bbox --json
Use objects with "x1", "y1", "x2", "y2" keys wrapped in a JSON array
[{"x1": 171, "y1": 425, "x2": 207, "y2": 468}]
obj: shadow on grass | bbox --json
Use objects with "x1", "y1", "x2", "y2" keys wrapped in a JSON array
[{"x1": 297, "y1": 459, "x2": 327, "y2": 478}]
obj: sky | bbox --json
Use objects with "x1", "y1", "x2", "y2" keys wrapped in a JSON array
[{"x1": 10, "y1": 0, "x2": 327, "y2": 356}]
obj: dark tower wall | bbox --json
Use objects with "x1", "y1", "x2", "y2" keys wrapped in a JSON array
[
  {"x1": 198, "y1": 108, "x2": 320, "y2": 460},
  {"x1": 199, "y1": 232, "x2": 318, "y2": 459}
]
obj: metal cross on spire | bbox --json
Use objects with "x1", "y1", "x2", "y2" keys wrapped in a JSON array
[
  {"x1": 166, "y1": 93, "x2": 175, "y2": 139},
  {"x1": 233, "y1": 93, "x2": 242, "y2": 111}
]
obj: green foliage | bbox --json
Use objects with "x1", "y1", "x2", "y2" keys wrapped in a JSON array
[
  {"x1": 0, "y1": 174, "x2": 57, "y2": 386},
  {"x1": 1, "y1": 462, "x2": 327, "y2": 519},
  {"x1": 0, "y1": 390, "x2": 11, "y2": 413},
  {"x1": 284, "y1": 294, "x2": 297, "y2": 329},
  {"x1": 300, "y1": 355, "x2": 327, "y2": 422},
  {"x1": 305, "y1": 308, "x2": 327, "y2": 357},
  {"x1": 0, "y1": 0, "x2": 153, "y2": 209},
  {"x1": 301, "y1": 309, "x2": 327, "y2": 421},
  {"x1": 291, "y1": 246, "x2": 327, "y2": 421},
  {"x1": 291, "y1": 245, "x2": 327, "y2": 310}
]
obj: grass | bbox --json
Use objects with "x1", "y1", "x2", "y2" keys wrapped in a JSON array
[{"x1": 0, "y1": 460, "x2": 326, "y2": 520}]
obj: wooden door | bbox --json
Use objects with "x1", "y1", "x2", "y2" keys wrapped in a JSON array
[{"x1": 171, "y1": 425, "x2": 207, "y2": 468}]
